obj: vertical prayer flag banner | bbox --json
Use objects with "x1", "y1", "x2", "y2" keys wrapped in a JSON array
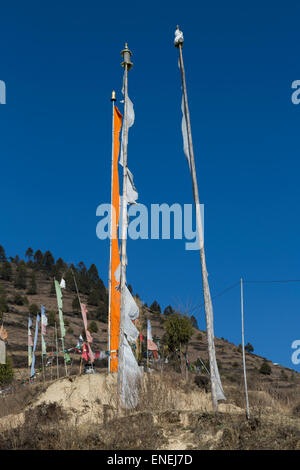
[
  {"x1": 109, "y1": 105, "x2": 122, "y2": 372},
  {"x1": 55, "y1": 280, "x2": 65, "y2": 338},
  {"x1": 28, "y1": 316, "x2": 33, "y2": 366},
  {"x1": 80, "y1": 303, "x2": 94, "y2": 362},
  {"x1": 31, "y1": 314, "x2": 40, "y2": 377},
  {"x1": 147, "y1": 319, "x2": 158, "y2": 351},
  {"x1": 41, "y1": 304, "x2": 47, "y2": 357},
  {"x1": 119, "y1": 93, "x2": 138, "y2": 204},
  {"x1": 0, "y1": 326, "x2": 7, "y2": 365}
]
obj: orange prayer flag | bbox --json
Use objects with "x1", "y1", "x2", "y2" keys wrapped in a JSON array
[{"x1": 110, "y1": 106, "x2": 122, "y2": 372}]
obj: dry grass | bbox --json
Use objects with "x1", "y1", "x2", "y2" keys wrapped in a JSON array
[{"x1": 0, "y1": 370, "x2": 299, "y2": 450}]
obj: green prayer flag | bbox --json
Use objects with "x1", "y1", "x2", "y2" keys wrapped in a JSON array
[
  {"x1": 54, "y1": 280, "x2": 63, "y2": 309},
  {"x1": 55, "y1": 280, "x2": 66, "y2": 338},
  {"x1": 42, "y1": 335, "x2": 47, "y2": 356},
  {"x1": 28, "y1": 345, "x2": 32, "y2": 367}
]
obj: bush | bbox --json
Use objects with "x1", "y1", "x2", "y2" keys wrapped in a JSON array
[
  {"x1": 196, "y1": 333, "x2": 202, "y2": 341},
  {"x1": 259, "y1": 360, "x2": 272, "y2": 375},
  {"x1": 72, "y1": 296, "x2": 80, "y2": 314},
  {"x1": 0, "y1": 355, "x2": 14, "y2": 385},
  {"x1": 150, "y1": 301, "x2": 161, "y2": 314},
  {"x1": 0, "y1": 287, "x2": 8, "y2": 314},
  {"x1": 89, "y1": 321, "x2": 98, "y2": 333},
  {"x1": 95, "y1": 305, "x2": 108, "y2": 323},
  {"x1": 67, "y1": 327, "x2": 74, "y2": 335},
  {"x1": 12, "y1": 294, "x2": 26, "y2": 306},
  {"x1": 29, "y1": 304, "x2": 39, "y2": 316},
  {"x1": 164, "y1": 314, "x2": 193, "y2": 353},
  {"x1": 27, "y1": 272, "x2": 37, "y2": 295},
  {"x1": 245, "y1": 342, "x2": 254, "y2": 353},
  {"x1": 47, "y1": 310, "x2": 56, "y2": 327},
  {"x1": 194, "y1": 375, "x2": 209, "y2": 392}
]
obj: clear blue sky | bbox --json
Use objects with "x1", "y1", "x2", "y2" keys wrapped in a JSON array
[{"x1": 1, "y1": 1, "x2": 300, "y2": 370}]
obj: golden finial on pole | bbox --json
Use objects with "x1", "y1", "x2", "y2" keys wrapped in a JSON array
[{"x1": 111, "y1": 90, "x2": 116, "y2": 102}]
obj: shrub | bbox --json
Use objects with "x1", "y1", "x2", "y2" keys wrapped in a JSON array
[
  {"x1": 29, "y1": 304, "x2": 39, "y2": 316},
  {"x1": 27, "y1": 272, "x2": 37, "y2": 295},
  {"x1": 245, "y1": 342, "x2": 254, "y2": 353},
  {"x1": 47, "y1": 310, "x2": 56, "y2": 327},
  {"x1": 259, "y1": 360, "x2": 272, "y2": 375},
  {"x1": 72, "y1": 296, "x2": 80, "y2": 314},
  {"x1": 164, "y1": 313, "x2": 193, "y2": 353},
  {"x1": 194, "y1": 375, "x2": 209, "y2": 392},
  {"x1": 89, "y1": 321, "x2": 98, "y2": 333},
  {"x1": 12, "y1": 294, "x2": 26, "y2": 306},
  {"x1": 67, "y1": 327, "x2": 74, "y2": 335},
  {"x1": 0, "y1": 355, "x2": 14, "y2": 385},
  {"x1": 196, "y1": 333, "x2": 202, "y2": 341},
  {"x1": 0, "y1": 287, "x2": 8, "y2": 314},
  {"x1": 95, "y1": 305, "x2": 108, "y2": 323},
  {"x1": 150, "y1": 301, "x2": 161, "y2": 314}
]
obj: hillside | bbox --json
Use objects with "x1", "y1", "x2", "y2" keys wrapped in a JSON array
[
  {"x1": 0, "y1": 249, "x2": 300, "y2": 449},
  {"x1": 0, "y1": 250, "x2": 299, "y2": 390}
]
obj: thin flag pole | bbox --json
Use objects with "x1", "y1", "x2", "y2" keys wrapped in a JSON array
[
  {"x1": 176, "y1": 27, "x2": 218, "y2": 411},
  {"x1": 241, "y1": 278, "x2": 250, "y2": 419},
  {"x1": 117, "y1": 43, "x2": 133, "y2": 407},
  {"x1": 108, "y1": 90, "x2": 117, "y2": 373},
  {"x1": 146, "y1": 320, "x2": 149, "y2": 370}
]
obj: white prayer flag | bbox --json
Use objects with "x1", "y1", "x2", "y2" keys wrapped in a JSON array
[{"x1": 181, "y1": 96, "x2": 191, "y2": 172}]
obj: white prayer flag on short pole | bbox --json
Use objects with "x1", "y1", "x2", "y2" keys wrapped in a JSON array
[{"x1": 60, "y1": 278, "x2": 66, "y2": 289}]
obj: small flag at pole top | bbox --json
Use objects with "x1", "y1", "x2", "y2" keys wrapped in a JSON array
[{"x1": 60, "y1": 278, "x2": 66, "y2": 289}]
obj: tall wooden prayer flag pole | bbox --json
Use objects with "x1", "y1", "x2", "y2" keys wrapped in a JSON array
[
  {"x1": 117, "y1": 43, "x2": 133, "y2": 402},
  {"x1": 241, "y1": 278, "x2": 250, "y2": 419},
  {"x1": 108, "y1": 91, "x2": 116, "y2": 373},
  {"x1": 175, "y1": 26, "x2": 220, "y2": 411}
]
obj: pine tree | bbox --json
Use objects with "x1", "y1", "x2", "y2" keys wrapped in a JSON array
[
  {"x1": 88, "y1": 264, "x2": 99, "y2": 283},
  {"x1": 150, "y1": 300, "x2": 161, "y2": 314},
  {"x1": 164, "y1": 305, "x2": 174, "y2": 316},
  {"x1": 0, "y1": 246, "x2": 6, "y2": 262},
  {"x1": 190, "y1": 315, "x2": 199, "y2": 329},
  {"x1": 0, "y1": 286, "x2": 8, "y2": 316},
  {"x1": 14, "y1": 264, "x2": 27, "y2": 290},
  {"x1": 72, "y1": 296, "x2": 80, "y2": 314},
  {"x1": 245, "y1": 342, "x2": 254, "y2": 353},
  {"x1": 27, "y1": 272, "x2": 37, "y2": 295},
  {"x1": 0, "y1": 261, "x2": 12, "y2": 281},
  {"x1": 43, "y1": 250, "x2": 55, "y2": 270},
  {"x1": 88, "y1": 288, "x2": 101, "y2": 306},
  {"x1": 25, "y1": 247, "x2": 34, "y2": 262},
  {"x1": 34, "y1": 250, "x2": 43, "y2": 266}
]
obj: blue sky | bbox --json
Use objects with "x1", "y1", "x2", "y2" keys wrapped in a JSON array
[{"x1": 0, "y1": 1, "x2": 300, "y2": 370}]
